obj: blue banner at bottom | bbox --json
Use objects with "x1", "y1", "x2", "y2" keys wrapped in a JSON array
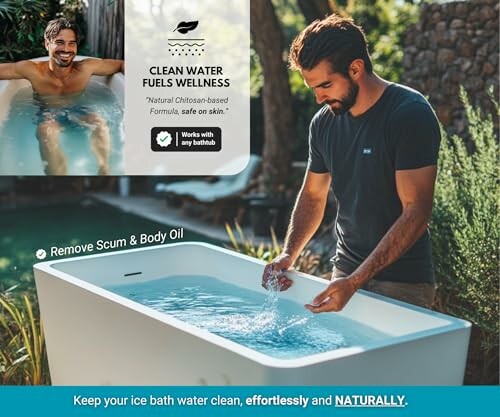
[{"x1": 0, "y1": 386, "x2": 498, "y2": 416}]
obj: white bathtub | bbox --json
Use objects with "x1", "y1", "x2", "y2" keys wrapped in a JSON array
[
  {"x1": 33, "y1": 242, "x2": 471, "y2": 386},
  {"x1": 0, "y1": 56, "x2": 124, "y2": 175}
]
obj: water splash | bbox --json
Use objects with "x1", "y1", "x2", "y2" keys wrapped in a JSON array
[
  {"x1": 108, "y1": 275, "x2": 370, "y2": 359},
  {"x1": 258, "y1": 268, "x2": 280, "y2": 323}
]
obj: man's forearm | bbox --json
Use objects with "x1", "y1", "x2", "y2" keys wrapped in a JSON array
[
  {"x1": 90, "y1": 59, "x2": 124, "y2": 76},
  {"x1": 350, "y1": 202, "x2": 432, "y2": 289},
  {"x1": 108, "y1": 59, "x2": 123, "y2": 75},
  {"x1": 283, "y1": 191, "x2": 327, "y2": 263}
]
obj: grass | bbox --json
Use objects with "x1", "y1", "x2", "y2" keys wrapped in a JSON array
[
  {"x1": 0, "y1": 290, "x2": 50, "y2": 385},
  {"x1": 224, "y1": 222, "x2": 326, "y2": 277}
]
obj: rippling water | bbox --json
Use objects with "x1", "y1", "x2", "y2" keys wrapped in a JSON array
[
  {"x1": 106, "y1": 275, "x2": 388, "y2": 359},
  {"x1": 0, "y1": 83, "x2": 124, "y2": 175}
]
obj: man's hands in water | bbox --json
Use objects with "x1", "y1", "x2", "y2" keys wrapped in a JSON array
[
  {"x1": 305, "y1": 277, "x2": 358, "y2": 313},
  {"x1": 261, "y1": 253, "x2": 294, "y2": 291},
  {"x1": 262, "y1": 255, "x2": 359, "y2": 313}
]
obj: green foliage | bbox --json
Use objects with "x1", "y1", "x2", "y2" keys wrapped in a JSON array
[
  {"x1": 225, "y1": 222, "x2": 282, "y2": 262},
  {"x1": 0, "y1": 0, "x2": 86, "y2": 62},
  {"x1": 343, "y1": 0, "x2": 420, "y2": 82},
  {"x1": 272, "y1": 0, "x2": 306, "y2": 42},
  {"x1": 0, "y1": 1, "x2": 16, "y2": 20},
  {"x1": 430, "y1": 87, "x2": 499, "y2": 383},
  {"x1": 225, "y1": 222, "x2": 325, "y2": 277},
  {"x1": 250, "y1": 46, "x2": 264, "y2": 98},
  {"x1": 0, "y1": 290, "x2": 50, "y2": 385},
  {"x1": 0, "y1": 0, "x2": 50, "y2": 61},
  {"x1": 288, "y1": 70, "x2": 318, "y2": 159},
  {"x1": 60, "y1": 0, "x2": 84, "y2": 20}
]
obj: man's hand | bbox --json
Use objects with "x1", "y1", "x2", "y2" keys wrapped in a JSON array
[
  {"x1": 262, "y1": 253, "x2": 294, "y2": 291},
  {"x1": 305, "y1": 277, "x2": 358, "y2": 313}
]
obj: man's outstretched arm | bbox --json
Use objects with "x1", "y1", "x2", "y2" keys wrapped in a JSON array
[
  {"x1": 85, "y1": 58, "x2": 124, "y2": 76},
  {"x1": 0, "y1": 61, "x2": 33, "y2": 80}
]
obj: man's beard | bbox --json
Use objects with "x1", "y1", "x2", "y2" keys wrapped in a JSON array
[
  {"x1": 53, "y1": 53, "x2": 74, "y2": 68},
  {"x1": 326, "y1": 77, "x2": 359, "y2": 116}
]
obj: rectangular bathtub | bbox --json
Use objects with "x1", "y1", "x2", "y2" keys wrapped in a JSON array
[{"x1": 33, "y1": 242, "x2": 471, "y2": 385}]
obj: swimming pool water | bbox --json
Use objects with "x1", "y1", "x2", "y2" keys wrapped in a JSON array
[
  {"x1": 0, "y1": 200, "x2": 221, "y2": 293},
  {"x1": 0, "y1": 83, "x2": 123, "y2": 175},
  {"x1": 106, "y1": 275, "x2": 389, "y2": 359}
]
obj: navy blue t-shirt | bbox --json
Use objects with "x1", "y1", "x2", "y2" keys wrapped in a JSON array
[{"x1": 308, "y1": 83, "x2": 441, "y2": 283}]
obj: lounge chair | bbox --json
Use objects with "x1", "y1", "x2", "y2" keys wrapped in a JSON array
[{"x1": 155, "y1": 154, "x2": 262, "y2": 222}]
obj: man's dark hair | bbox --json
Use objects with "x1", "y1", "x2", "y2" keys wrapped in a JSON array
[
  {"x1": 289, "y1": 14, "x2": 373, "y2": 76},
  {"x1": 44, "y1": 18, "x2": 79, "y2": 44}
]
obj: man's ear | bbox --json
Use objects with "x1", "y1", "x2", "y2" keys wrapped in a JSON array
[
  {"x1": 44, "y1": 39, "x2": 49, "y2": 51},
  {"x1": 349, "y1": 59, "x2": 364, "y2": 80}
]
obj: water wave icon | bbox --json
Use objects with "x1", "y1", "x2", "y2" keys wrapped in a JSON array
[{"x1": 168, "y1": 43, "x2": 205, "y2": 47}]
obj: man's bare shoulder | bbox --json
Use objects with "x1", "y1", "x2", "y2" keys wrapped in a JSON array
[{"x1": 76, "y1": 58, "x2": 102, "y2": 69}]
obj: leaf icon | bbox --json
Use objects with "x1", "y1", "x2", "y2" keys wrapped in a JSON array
[{"x1": 173, "y1": 21, "x2": 199, "y2": 34}]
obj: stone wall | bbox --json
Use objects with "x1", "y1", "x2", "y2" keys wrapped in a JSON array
[{"x1": 402, "y1": 0, "x2": 498, "y2": 136}]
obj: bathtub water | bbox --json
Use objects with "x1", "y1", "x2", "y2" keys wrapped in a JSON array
[
  {"x1": 0, "y1": 84, "x2": 123, "y2": 175},
  {"x1": 34, "y1": 242, "x2": 471, "y2": 385},
  {"x1": 0, "y1": 56, "x2": 124, "y2": 175},
  {"x1": 106, "y1": 275, "x2": 388, "y2": 359}
]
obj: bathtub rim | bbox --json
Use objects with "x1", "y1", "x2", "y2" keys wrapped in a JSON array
[{"x1": 34, "y1": 241, "x2": 471, "y2": 369}]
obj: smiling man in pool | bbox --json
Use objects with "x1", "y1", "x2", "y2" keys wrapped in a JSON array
[{"x1": 0, "y1": 18, "x2": 124, "y2": 175}]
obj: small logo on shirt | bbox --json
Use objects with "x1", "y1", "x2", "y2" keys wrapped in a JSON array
[{"x1": 362, "y1": 148, "x2": 373, "y2": 155}]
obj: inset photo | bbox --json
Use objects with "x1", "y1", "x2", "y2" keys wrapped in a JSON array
[{"x1": 0, "y1": 0, "x2": 124, "y2": 175}]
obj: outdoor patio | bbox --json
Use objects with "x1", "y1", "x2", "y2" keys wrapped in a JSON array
[{"x1": 92, "y1": 192, "x2": 277, "y2": 246}]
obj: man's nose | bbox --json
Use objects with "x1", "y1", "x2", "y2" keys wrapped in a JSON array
[{"x1": 314, "y1": 89, "x2": 325, "y2": 105}]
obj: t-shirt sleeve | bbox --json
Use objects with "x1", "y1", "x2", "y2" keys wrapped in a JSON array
[
  {"x1": 390, "y1": 101, "x2": 441, "y2": 170},
  {"x1": 307, "y1": 115, "x2": 329, "y2": 173}
]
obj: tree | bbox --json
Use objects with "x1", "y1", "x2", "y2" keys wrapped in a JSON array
[
  {"x1": 250, "y1": 0, "x2": 295, "y2": 195},
  {"x1": 297, "y1": 0, "x2": 334, "y2": 23},
  {"x1": 297, "y1": 0, "x2": 375, "y2": 24}
]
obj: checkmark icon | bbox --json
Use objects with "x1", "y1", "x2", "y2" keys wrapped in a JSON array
[{"x1": 156, "y1": 131, "x2": 173, "y2": 147}]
